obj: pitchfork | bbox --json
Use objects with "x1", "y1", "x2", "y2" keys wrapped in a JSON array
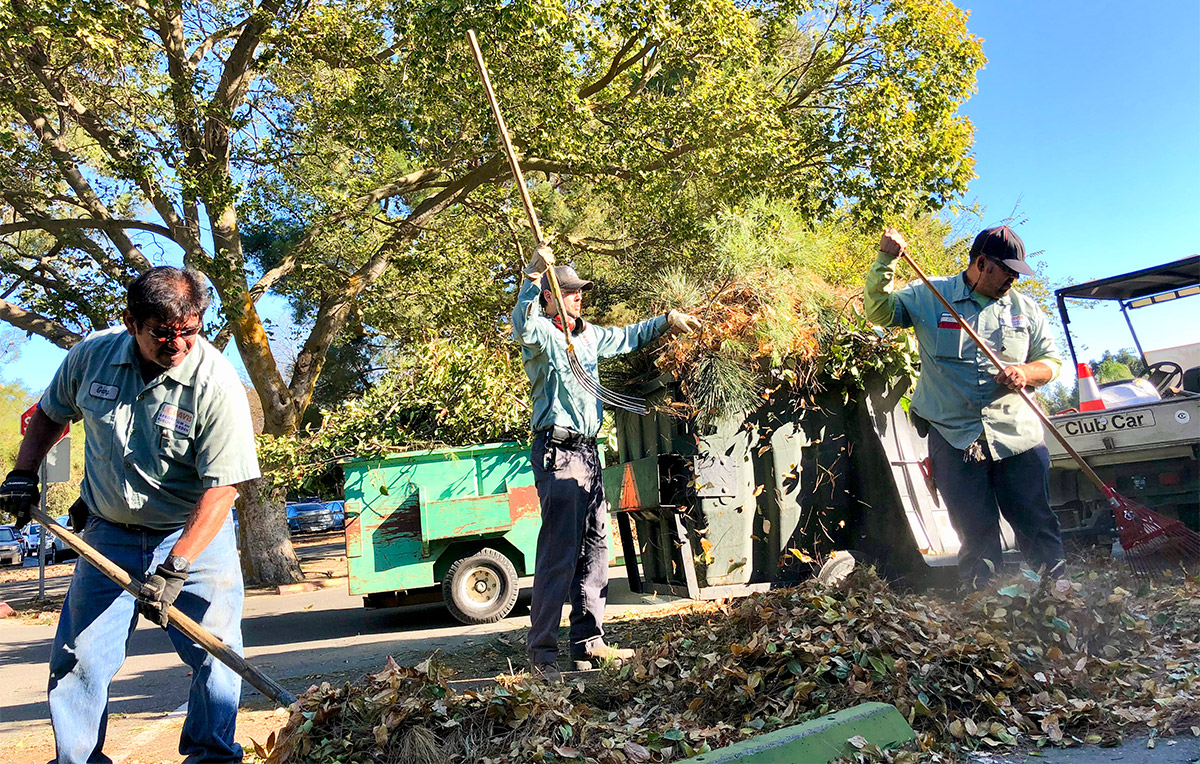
[
  {"x1": 467, "y1": 30, "x2": 648, "y2": 416},
  {"x1": 898, "y1": 249, "x2": 1200, "y2": 579}
]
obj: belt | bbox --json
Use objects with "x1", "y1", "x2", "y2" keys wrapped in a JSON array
[{"x1": 538, "y1": 425, "x2": 597, "y2": 449}]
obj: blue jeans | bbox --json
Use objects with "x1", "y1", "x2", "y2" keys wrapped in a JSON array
[
  {"x1": 48, "y1": 516, "x2": 245, "y2": 764},
  {"x1": 928, "y1": 429, "x2": 1066, "y2": 590}
]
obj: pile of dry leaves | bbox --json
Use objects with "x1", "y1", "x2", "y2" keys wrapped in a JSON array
[
  {"x1": 258, "y1": 564, "x2": 1200, "y2": 763},
  {"x1": 646, "y1": 268, "x2": 913, "y2": 426}
]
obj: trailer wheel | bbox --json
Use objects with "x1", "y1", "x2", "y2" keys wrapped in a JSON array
[{"x1": 442, "y1": 548, "x2": 519, "y2": 625}]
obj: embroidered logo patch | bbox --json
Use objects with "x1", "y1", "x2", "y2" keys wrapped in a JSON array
[
  {"x1": 155, "y1": 404, "x2": 194, "y2": 436},
  {"x1": 999, "y1": 314, "x2": 1029, "y2": 329},
  {"x1": 89, "y1": 382, "x2": 119, "y2": 400}
]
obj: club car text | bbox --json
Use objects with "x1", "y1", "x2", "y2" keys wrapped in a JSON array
[{"x1": 1059, "y1": 410, "x2": 1156, "y2": 437}]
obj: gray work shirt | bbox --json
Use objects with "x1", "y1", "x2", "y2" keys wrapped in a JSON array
[
  {"x1": 864, "y1": 254, "x2": 1062, "y2": 458},
  {"x1": 512, "y1": 278, "x2": 668, "y2": 437},
  {"x1": 38, "y1": 326, "x2": 261, "y2": 530}
]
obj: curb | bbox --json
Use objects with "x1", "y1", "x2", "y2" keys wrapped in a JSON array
[
  {"x1": 681, "y1": 702, "x2": 915, "y2": 763},
  {"x1": 275, "y1": 577, "x2": 347, "y2": 595}
]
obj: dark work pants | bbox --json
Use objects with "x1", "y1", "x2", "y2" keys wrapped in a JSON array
[
  {"x1": 928, "y1": 428, "x2": 1066, "y2": 590},
  {"x1": 526, "y1": 432, "x2": 609, "y2": 665}
]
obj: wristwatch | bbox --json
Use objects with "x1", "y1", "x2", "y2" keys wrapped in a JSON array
[{"x1": 163, "y1": 554, "x2": 190, "y2": 574}]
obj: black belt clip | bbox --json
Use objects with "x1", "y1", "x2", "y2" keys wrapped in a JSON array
[{"x1": 544, "y1": 425, "x2": 596, "y2": 450}]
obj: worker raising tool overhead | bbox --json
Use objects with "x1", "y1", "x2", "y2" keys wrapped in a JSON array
[
  {"x1": 0, "y1": 266, "x2": 261, "y2": 763},
  {"x1": 514, "y1": 251, "x2": 700, "y2": 681},
  {"x1": 864, "y1": 226, "x2": 1067, "y2": 591}
]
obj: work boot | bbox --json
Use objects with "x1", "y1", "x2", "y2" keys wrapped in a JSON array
[
  {"x1": 528, "y1": 662, "x2": 562, "y2": 683},
  {"x1": 571, "y1": 642, "x2": 634, "y2": 671}
]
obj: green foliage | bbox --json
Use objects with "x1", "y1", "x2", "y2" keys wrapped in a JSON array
[
  {"x1": 1091, "y1": 349, "x2": 1145, "y2": 381},
  {"x1": 258, "y1": 337, "x2": 530, "y2": 494}
]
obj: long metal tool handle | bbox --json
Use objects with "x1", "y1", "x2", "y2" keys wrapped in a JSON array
[
  {"x1": 31, "y1": 508, "x2": 298, "y2": 707},
  {"x1": 465, "y1": 29, "x2": 573, "y2": 349},
  {"x1": 896, "y1": 250, "x2": 1113, "y2": 499}
]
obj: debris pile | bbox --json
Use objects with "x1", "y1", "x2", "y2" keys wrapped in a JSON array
[
  {"x1": 259, "y1": 565, "x2": 1200, "y2": 763},
  {"x1": 647, "y1": 268, "x2": 914, "y2": 425}
]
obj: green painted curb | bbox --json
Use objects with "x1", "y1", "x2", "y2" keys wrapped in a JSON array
[{"x1": 680, "y1": 702, "x2": 915, "y2": 763}]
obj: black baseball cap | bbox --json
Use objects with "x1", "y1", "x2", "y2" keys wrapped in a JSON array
[
  {"x1": 540, "y1": 265, "x2": 593, "y2": 292},
  {"x1": 969, "y1": 225, "x2": 1034, "y2": 276}
]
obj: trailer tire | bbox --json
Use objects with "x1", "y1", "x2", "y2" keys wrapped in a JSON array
[{"x1": 442, "y1": 548, "x2": 519, "y2": 625}]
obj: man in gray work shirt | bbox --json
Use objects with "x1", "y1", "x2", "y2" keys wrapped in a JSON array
[
  {"x1": 864, "y1": 226, "x2": 1066, "y2": 590},
  {"x1": 0, "y1": 267, "x2": 259, "y2": 763},
  {"x1": 513, "y1": 246, "x2": 699, "y2": 680}
]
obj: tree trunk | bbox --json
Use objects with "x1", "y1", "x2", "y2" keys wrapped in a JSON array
[{"x1": 236, "y1": 478, "x2": 303, "y2": 585}]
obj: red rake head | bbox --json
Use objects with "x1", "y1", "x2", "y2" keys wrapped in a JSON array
[{"x1": 1108, "y1": 487, "x2": 1200, "y2": 579}]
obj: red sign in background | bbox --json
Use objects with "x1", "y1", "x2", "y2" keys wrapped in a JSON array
[{"x1": 20, "y1": 404, "x2": 69, "y2": 443}]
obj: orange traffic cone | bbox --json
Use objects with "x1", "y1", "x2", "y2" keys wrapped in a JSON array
[{"x1": 1077, "y1": 362, "x2": 1105, "y2": 411}]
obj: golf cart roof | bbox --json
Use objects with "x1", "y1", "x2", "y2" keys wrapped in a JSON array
[{"x1": 1055, "y1": 255, "x2": 1200, "y2": 308}]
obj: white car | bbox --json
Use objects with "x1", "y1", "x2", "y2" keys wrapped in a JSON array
[
  {"x1": 0, "y1": 525, "x2": 23, "y2": 566},
  {"x1": 22, "y1": 516, "x2": 72, "y2": 564}
]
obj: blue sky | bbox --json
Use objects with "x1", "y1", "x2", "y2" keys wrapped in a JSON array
[
  {"x1": 3, "y1": 0, "x2": 1198, "y2": 390},
  {"x1": 956, "y1": 0, "x2": 1199, "y2": 373}
]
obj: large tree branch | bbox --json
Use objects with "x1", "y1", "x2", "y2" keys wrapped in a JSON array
[
  {"x1": 0, "y1": 218, "x2": 175, "y2": 238},
  {"x1": 209, "y1": 167, "x2": 444, "y2": 350},
  {"x1": 9, "y1": 101, "x2": 154, "y2": 273},
  {"x1": 285, "y1": 159, "x2": 504, "y2": 423},
  {"x1": 0, "y1": 298, "x2": 83, "y2": 349},
  {"x1": 579, "y1": 37, "x2": 655, "y2": 99},
  {"x1": 9, "y1": 44, "x2": 197, "y2": 254}
]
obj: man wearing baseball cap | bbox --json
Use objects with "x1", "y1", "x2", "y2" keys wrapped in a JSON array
[
  {"x1": 863, "y1": 226, "x2": 1066, "y2": 591},
  {"x1": 513, "y1": 245, "x2": 699, "y2": 680}
]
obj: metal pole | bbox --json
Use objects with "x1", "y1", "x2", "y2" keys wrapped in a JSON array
[
  {"x1": 37, "y1": 461, "x2": 47, "y2": 600},
  {"x1": 1119, "y1": 301, "x2": 1147, "y2": 367}
]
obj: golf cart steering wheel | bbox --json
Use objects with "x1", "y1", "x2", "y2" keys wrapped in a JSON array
[{"x1": 1140, "y1": 361, "x2": 1183, "y2": 395}]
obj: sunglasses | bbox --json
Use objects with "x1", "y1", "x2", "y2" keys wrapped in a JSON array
[{"x1": 145, "y1": 325, "x2": 203, "y2": 343}]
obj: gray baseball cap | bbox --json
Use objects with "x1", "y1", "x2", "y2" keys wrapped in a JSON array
[{"x1": 541, "y1": 265, "x2": 593, "y2": 292}]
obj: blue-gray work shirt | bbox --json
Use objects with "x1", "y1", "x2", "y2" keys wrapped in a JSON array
[
  {"x1": 38, "y1": 326, "x2": 261, "y2": 530},
  {"x1": 512, "y1": 279, "x2": 668, "y2": 437},
  {"x1": 864, "y1": 254, "x2": 1062, "y2": 458}
]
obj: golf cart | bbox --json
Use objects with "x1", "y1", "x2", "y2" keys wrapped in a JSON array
[{"x1": 1045, "y1": 255, "x2": 1200, "y2": 537}]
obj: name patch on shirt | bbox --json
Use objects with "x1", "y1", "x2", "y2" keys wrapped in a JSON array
[
  {"x1": 155, "y1": 404, "x2": 194, "y2": 436},
  {"x1": 999, "y1": 314, "x2": 1029, "y2": 329},
  {"x1": 89, "y1": 382, "x2": 119, "y2": 400},
  {"x1": 937, "y1": 313, "x2": 961, "y2": 330}
]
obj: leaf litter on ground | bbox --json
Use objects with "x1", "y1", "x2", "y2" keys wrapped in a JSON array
[{"x1": 257, "y1": 557, "x2": 1200, "y2": 763}]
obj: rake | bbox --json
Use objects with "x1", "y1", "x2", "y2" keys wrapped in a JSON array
[
  {"x1": 898, "y1": 249, "x2": 1200, "y2": 579},
  {"x1": 466, "y1": 30, "x2": 648, "y2": 417}
]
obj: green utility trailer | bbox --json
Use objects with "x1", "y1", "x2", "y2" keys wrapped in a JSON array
[{"x1": 342, "y1": 441, "x2": 621, "y2": 625}]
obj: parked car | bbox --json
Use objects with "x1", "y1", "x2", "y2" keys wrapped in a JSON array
[
  {"x1": 325, "y1": 500, "x2": 346, "y2": 531},
  {"x1": 287, "y1": 501, "x2": 339, "y2": 535},
  {"x1": 0, "y1": 525, "x2": 23, "y2": 566},
  {"x1": 22, "y1": 516, "x2": 73, "y2": 564}
]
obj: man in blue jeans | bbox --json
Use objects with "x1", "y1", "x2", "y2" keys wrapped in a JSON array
[
  {"x1": 0, "y1": 266, "x2": 259, "y2": 763},
  {"x1": 513, "y1": 245, "x2": 699, "y2": 680},
  {"x1": 864, "y1": 226, "x2": 1066, "y2": 591}
]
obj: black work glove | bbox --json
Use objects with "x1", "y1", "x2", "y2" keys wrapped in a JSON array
[
  {"x1": 137, "y1": 564, "x2": 189, "y2": 629},
  {"x1": 0, "y1": 469, "x2": 40, "y2": 530}
]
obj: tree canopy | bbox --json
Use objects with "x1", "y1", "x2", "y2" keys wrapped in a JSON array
[{"x1": 0, "y1": 0, "x2": 984, "y2": 581}]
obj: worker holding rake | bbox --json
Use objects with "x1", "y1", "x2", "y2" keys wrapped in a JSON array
[
  {"x1": 864, "y1": 226, "x2": 1067, "y2": 591},
  {"x1": 514, "y1": 245, "x2": 699, "y2": 680},
  {"x1": 0, "y1": 266, "x2": 259, "y2": 763}
]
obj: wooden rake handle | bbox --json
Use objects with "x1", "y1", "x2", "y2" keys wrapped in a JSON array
[
  {"x1": 465, "y1": 29, "x2": 573, "y2": 349},
  {"x1": 31, "y1": 507, "x2": 298, "y2": 707},
  {"x1": 895, "y1": 249, "x2": 1113, "y2": 499}
]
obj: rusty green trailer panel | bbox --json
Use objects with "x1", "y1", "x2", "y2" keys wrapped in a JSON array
[{"x1": 342, "y1": 442, "x2": 540, "y2": 597}]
